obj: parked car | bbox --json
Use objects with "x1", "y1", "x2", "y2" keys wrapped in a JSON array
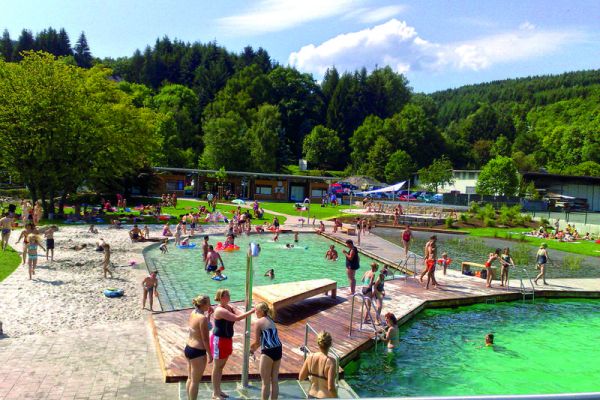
[
  {"x1": 430, "y1": 194, "x2": 443, "y2": 203},
  {"x1": 398, "y1": 194, "x2": 418, "y2": 201}
]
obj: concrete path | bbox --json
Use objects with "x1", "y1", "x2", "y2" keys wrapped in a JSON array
[{"x1": 0, "y1": 320, "x2": 176, "y2": 400}]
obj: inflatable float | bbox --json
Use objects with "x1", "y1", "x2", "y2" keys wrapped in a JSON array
[
  {"x1": 104, "y1": 288, "x2": 124, "y2": 298},
  {"x1": 215, "y1": 242, "x2": 240, "y2": 251},
  {"x1": 178, "y1": 243, "x2": 197, "y2": 249},
  {"x1": 212, "y1": 274, "x2": 228, "y2": 281}
]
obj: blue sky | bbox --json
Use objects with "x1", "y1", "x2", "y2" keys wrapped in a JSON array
[{"x1": 3, "y1": 0, "x2": 599, "y2": 92}]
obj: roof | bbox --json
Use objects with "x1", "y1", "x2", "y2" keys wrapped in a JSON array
[
  {"x1": 522, "y1": 172, "x2": 600, "y2": 185},
  {"x1": 153, "y1": 167, "x2": 336, "y2": 182}
]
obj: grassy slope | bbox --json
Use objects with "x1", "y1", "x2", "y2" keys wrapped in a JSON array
[
  {"x1": 461, "y1": 227, "x2": 600, "y2": 258},
  {"x1": 0, "y1": 246, "x2": 21, "y2": 282}
]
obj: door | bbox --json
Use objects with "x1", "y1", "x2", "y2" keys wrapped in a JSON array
[{"x1": 290, "y1": 185, "x2": 305, "y2": 202}]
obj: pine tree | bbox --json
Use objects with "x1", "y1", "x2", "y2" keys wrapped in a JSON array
[
  {"x1": 0, "y1": 29, "x2": 13, "y2": 62},
  {"x1": 13, "y1": 29, "x2": 35, "y2": 61},
  {"x1": 57, "y1": 28, "x2": 72, "y2": 56},
  {"x1": 74, "y1": 31, "x2": 92, "y2": 68}
]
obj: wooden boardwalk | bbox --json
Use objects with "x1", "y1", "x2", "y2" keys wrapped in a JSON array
[{"x1": 149, "y1": 229, "x2": 600, "y2": 383}]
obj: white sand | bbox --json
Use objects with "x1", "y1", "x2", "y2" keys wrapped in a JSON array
[{"x1": 0, "y1": 224, "x2": 224, "y2": 338}]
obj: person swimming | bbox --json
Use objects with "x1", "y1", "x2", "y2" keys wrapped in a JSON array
[
  {"x1": 485, "y1": 333, "x2": 494, "y2": 346},
  {"x1": 264, "y1": 269, "x2": 275, "y2": 279},
  {"x1": 285, "y1": 243, "x2": 294, "y2": 249}
]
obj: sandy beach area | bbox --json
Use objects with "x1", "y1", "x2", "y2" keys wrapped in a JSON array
[{"x1": 0, "y1": 224, "x2": 222, "y2": 338}]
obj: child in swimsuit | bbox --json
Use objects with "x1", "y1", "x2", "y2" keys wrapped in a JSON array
[
  {"x1": 26, "y1": 234, "x2": 45, "y2": 280},
  {"x1": 101, "y1": 241, "x2": 113, "y2": 278}
]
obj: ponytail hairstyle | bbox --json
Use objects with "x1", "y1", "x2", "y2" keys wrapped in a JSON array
[{"x1": 255, "y1": 301, "x2": 274, "y2": 319}]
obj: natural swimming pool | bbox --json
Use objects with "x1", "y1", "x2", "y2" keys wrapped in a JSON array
[
  {"x1": 345, "y1": 299, "x2": 600, "y2": 397},
  {"x1": 145, "y1": 233, "x2": 381, "y2": 310},
  {"x1": 375, "y1": 228, "x2": 600, "y2": 279}
]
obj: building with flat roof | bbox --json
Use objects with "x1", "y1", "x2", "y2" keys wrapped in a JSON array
[{"x1": 153, "y1": 167, "x2": 335, "y2": 202}]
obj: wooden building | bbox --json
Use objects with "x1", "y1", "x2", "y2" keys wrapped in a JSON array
[{"x1": 154, "y1": 167, "x2": 334, "y2": 202}]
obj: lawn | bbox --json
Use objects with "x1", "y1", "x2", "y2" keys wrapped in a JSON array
[
  {"x1": 31, "y1": 199, "x2": 286, "y2": 226},
  {"x1": 0, "y1": 246, "x2": 21, "y2": 282},
  {"x1": 258, "y1": 201, "x2": 357, "y2": 221},
  {"x1": 460, "y1": 227, "x2": 600, "y2": 258}
]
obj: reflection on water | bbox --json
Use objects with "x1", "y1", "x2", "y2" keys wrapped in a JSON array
[{"x1": 374, "y1": 228, "x2": 597, "y2": 278}]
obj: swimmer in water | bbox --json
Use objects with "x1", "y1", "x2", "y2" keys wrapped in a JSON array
[
  {"x1": 285, "y1": 243, "x2": 294, "y2": 249},
  {"x1": 264, "y1": 269, "x2": 275, "y2": 279},
  {"x1": 485, "y1": 333, "x2": 494, "y2": 347}
]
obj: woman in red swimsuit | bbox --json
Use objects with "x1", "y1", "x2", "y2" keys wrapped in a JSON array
[{"x1": 483, "y1": 249, "x2": 501, "y2": 288}]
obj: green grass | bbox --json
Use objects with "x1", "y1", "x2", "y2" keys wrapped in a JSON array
[
  {"x1": 0, "y1": 246, "x2": 21, "y2": 282},
  {"x1": 460, "y1": 227, "x2": 600, "y2": 258},
  {"x1": 258, "y1": 201, "x2": 356, "y2": 221},
  {"x1": 33, "y1": 199, "x2": 285, "y2": 226}
]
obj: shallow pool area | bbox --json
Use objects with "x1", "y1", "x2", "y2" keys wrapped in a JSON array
[
  {"x1": 145, "y1": 233, "x2": 380, "y2": 310},
  {"x1": 345, "y1": 299, "x2": 600, "y2": 397}
]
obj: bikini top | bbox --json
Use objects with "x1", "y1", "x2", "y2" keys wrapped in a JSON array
[{"x1": 307, "y1": 354, "x2": 329, "y2": 380}]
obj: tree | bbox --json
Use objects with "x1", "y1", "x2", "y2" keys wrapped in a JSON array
[
  {"x1": 418, "y1": 157, "x2": 454, "y2": 193},
  {"x1": 385, "y1": 150, "x2": 415, "y2": 183},
  {"x1": 0, "y1": 52, "x2": 160, "y2": 215},
  {"x1": 490, "y1": 135, "x2": 511, "y2": 158},
  {"x1": 201, "y1": 111, "x2": 248, "y2": 170},
  {"x1": 365, "y1": 137, "x2": 392, "y2": 182},
  {"x1": 74, "y1": 32, "x2": 92, "y2": 68},
  {"x1": 0, "y1": 29, "x2": 13, "y2": 62},
  {"x1": 302, "y1": 125, "x2": 344, "y2": 170},
  {"x1": 247, "y1": 104, "x2": 281, "y2": 172},
  {"x1": 476, "y1": 156, "x2": 520, "y2": 196},
  {"x1": 13, "y1": 29, "x2": 35, "y2": 61}
]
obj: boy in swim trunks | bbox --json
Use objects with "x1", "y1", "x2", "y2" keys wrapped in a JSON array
[
  {"x1": 44, "y1": 225, "x2": 57, "y2": 261},
  {"x1": 205, "y1": 245, "x2": 224, "y2": 273},
  {"x1": 142, "y1": 271, "x2": 159, "y2": 310}
]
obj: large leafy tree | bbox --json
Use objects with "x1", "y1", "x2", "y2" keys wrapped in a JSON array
[
  {"x1": 247, "y1": 104, "x2": 281, "y2": 172},
  {"x1": 476, "y1": 156, "x2": 520, "y2": 196},
  {"x1": 302, "y1": 125, "x2": 344, "y2": 170},
  {"x1": 200, "y1": 111, "x2": 248, "y2": 170},
  {"x1": 385, "y1": 150, "x2": 415, "y2": 183},
  {"x1": 0, "y1": 52, "x2": 160, "y2": 214},
  {"x1": 418, "y1": 157, "x2": 454, "y2": 193}
]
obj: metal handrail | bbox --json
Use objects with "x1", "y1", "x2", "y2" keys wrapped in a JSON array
[
  {"x1": 348, "y1": 293, "x2": 379, "y2": 351},
  {"x1": 395, "y1": 252, "x2": 418, "y2": 277},
  {"x1": 519, "y1": 268, "x2": 535, "y2": 303},
  {"x1": 299, "y1": 322, "x2": 341, "y2": 397}
]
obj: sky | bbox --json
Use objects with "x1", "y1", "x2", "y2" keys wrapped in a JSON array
[{"x1": 3, "y1": 0, "x2": 599, "y2": 92}]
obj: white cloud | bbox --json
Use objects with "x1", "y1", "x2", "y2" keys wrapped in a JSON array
[
  {"x1": 288, "y1": 18, "x2": 585, "y2": 76},
  {"x1": 357, "y1": 5, "x2": 406, "y2": 23},
  {"x1": 218, "y1": 0, "x2": 362, "y2": 35}
]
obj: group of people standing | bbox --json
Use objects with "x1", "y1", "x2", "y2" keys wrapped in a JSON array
[{"x1": 184, "y1": 289, "x2": 339, "y2": 399}]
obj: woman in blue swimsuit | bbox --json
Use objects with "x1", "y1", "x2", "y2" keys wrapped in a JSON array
[
  {"x1": 251, "y1": 302, "x2": 283, "y2": 400},
  {"x1": 534, "y1": 243, "x2": 550, "y2": 285}
]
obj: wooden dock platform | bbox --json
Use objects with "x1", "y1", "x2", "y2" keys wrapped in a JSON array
[{"x1": 149, "y1": 229, "x2": 600, "y2": 383}]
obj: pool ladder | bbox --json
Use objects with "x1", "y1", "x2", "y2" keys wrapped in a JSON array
[
  {"x1": 396, "y1": 252, "x2": 419, "y2": 278},
  {"x1": 520, "y1": 268, "x2": 535, "y2": 303},
  {"x1": 348, "y1": 293, "x2": 379, "y2": 351}
]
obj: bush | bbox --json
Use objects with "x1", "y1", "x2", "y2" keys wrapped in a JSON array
[
  {"x1": 445, "y1": 217, "x2": 454, "y2": 228},
  {"x1": 0, "y1": 188, "x2": 30, "y2": 199},
  {"x1": 540, "y1": 217, "x2": 550, "y2": 227},
  {"x1": 484, "y1": 217, "x2": 496, "y2": 227},
  {"x1": 468, "y1": 201, "x2": 480, "y2": 215},
  {"x1": 477, "y1": 203, "x2": 496, "y2": 221},
  {"x1": 460, "y1": 213, "x2": 468, "y2": 223},
  {"x1": 562, "y1": 255, "x2": 583, "y2": 271}
]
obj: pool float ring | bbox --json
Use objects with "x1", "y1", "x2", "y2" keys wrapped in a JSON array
[
  {"x1": 212, "y1": 275, "x2": 228, "y2": 281},
  {"x1": 268, "y1": 226, "x2": 277, "y2": 232},
  {"x1": 437, "y1": 258, "x2": 452, "y2": 265},
  {"x1": 158, "y1": 215, "x2": 171, "y2": 221},
  {"x1": 215, "y1": 242, "x2": 240, "y2": 251},
  {"x1": 178, "y1": 243, "x2": 197, "y2": 249},
  {"x1": 595, "y1": 239, "x2": 600, "y2": 244},
  {"x1": 103, "y1": 288, "x2": 124, "y2": 298}
]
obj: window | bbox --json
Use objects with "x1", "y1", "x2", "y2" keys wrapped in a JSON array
[
  {"x1": 256, "y1": 186, "x2": 272, "y2": 195},
  {"x1": 166, "y1": 180, "x2": 184, "y2": 191},
  {"x1": 312, "y1": 189, "x2": 327, "y2": 197}
]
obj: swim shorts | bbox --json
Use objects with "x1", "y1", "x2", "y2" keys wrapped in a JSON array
[
  {"x1": 210, "y1": 335, "x2": 233, "y2": 360},
  {"x1": 46, "y1": 238, "x2": 54, "y2": 249},
  {"x1": 206, "y1": 264, "x2": 217, "y2": 272}
]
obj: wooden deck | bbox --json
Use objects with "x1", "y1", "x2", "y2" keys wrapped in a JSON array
[{"x1": 149, "y1": 229, "x2": 600, "y2": 383}]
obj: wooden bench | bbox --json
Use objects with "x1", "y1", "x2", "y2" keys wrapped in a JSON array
[
  {"x1": 341, "y1": 226, "x2": 356, "y2": 236},
  {"x1": 253, "y1": 279, "x2": 337, "y2": 313}
]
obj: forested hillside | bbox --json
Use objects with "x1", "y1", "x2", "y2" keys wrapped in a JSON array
[{"x1": 1, "y1": 27, "x2": 599, "y2": 182}]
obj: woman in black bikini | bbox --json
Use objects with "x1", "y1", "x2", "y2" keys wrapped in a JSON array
[
  {"x1": 185, "y1": 295, "x2": 212, "y2": 400},
  {"x1": 299, "y1": 331, "x2": 337, "y2": 398},
  {"x1": 251, "y1": 302, "x2": 283, "y2": 400}
]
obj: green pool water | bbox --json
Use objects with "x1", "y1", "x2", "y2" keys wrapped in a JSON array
[
  {"x1": 345, "y1": 299, "x2": 600, "y2": 397},
  {"x1": 145, "y1": 233, "x2": 380, "y2": 310}
]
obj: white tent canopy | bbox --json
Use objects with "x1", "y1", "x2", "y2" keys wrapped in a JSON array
[{"x1": 354, "y1": 181, "x2": 406, "y2": 196}]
